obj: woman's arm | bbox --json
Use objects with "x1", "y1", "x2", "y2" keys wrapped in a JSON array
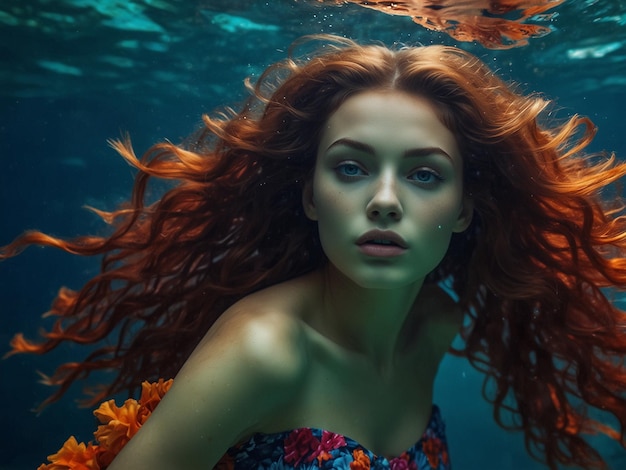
[{"x1": 107, "y1": 304, "x2": 308, "y2": 470}]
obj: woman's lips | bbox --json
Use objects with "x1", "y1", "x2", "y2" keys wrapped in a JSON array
[
  {"x1": 356, "y1": 229, "x2": 408, "y2": 249},
  {"x1": 356, "y1": 230, "x2": 408, "y2": 257},
  {"x1": 357, "y1": 242, "x2": 407, "y2": 257}
]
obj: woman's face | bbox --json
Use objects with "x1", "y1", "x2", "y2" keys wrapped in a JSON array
[{"x1": 303, "y1": 90, "x2": 472, "y2": 289}]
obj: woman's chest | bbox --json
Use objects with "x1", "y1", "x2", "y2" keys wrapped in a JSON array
[{"x1": 263, "y1": 347, "x2": 438, "y2": 458}]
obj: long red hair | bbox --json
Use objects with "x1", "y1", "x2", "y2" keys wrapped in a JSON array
[{"x1": 2, "y1": 36, "x2": 625, "y2": 469}]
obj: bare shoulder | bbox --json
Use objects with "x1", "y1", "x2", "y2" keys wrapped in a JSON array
[
  {"x1": 189, "y1": 286, "x2": 311, "y2": 384},
  {"x1": 107, "y1": 278, "x2": 313, "y2": 470}
]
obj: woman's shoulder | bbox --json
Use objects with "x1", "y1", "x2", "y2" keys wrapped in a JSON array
[
  {"x1": 187, "y1": 273, "x2": 318, "y2": 387},
  {"x1": 106, "y1": 277, "x2": 319, "y2": 469}
]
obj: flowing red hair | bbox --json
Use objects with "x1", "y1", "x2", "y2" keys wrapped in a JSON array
[{"x1": 2, "y1": 36, "x2": 625, "y2": 469}]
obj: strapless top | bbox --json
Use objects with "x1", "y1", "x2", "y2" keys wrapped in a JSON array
[{"x1": 214, "y1": 405, "x2": 451, "y2": 469}]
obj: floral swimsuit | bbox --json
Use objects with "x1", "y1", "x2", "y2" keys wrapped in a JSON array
[{"x1": 215, "y1": 405, "x2": 451, "y2": 470}]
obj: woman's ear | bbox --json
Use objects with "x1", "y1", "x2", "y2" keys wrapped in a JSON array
[
  {"x1": 302, "y1": 179, "x2": 318, "y2": 221},
  {"x1": 452, "y1": 196, "x2": 474, "y2": 233}
]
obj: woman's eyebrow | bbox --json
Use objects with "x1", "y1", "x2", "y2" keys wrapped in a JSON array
[
  {"x1": 326, "y1": 137, "x2": 452, "y2": 161},
  {"x1": 326, "y1": 138, "x2": 374, "y2": 154}
]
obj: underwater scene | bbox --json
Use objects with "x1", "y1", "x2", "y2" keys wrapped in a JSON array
[{"x1": 1, "y1": 0, "x2": 625, "y2": 469}]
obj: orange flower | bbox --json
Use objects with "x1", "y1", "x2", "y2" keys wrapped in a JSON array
[
  {"x1": 137, "y1": 378, "x2": 173, "y2": 424},
  {"x1": 93, "y1": 398, "x2": 141, "y2": 455},
  {"x1": 350, "y1": 449, "x2": 371, "y2": 470},
  {"x1": 441, "y1": 449, "x2": 449, "y2": 465},
  {"x1": 213, "y1": 452, "x2": 235, "y2": 470},
  {"x1": 422, "y1": 437, "x2": 443, "y2": 468},
  {"x1": 317, "y1": 451, "x2": 332, "y2": 465},
  {"x1": 40, "y1": 379, "x2": 174, "y2": 470},
  {"x1": 38, "y1": 436, "x2": 100, "y2": 470},
  {"x1": 94, "y1": 447, "x2": 117, "y2": 470}
]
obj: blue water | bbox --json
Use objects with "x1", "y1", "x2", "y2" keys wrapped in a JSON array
[{"x1": 0, "y1": 1, "x2": 625, "y2": 468}]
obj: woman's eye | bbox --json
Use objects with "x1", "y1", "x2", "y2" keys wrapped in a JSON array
[
  {"x1": 409, "y1": 169, "x2": 443, "y2": 185},
  {"x1": 336, "y1": 163, "x2": 366, "y2": 178}
]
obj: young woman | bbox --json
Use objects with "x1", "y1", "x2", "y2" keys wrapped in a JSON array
[{"x1": 3, "y1": 36, "x2": 626, "y2": 469}]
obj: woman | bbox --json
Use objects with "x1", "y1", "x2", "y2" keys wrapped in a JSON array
[{"x1": 3, "y1": 36, "x2": 626, "y2": 469}]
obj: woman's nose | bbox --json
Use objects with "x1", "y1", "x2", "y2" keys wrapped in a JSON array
[{"x1": 366, "y1": 175, "x2": 403, "y2": 221}]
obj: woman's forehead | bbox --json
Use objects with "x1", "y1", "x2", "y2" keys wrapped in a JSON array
[{"x1": 317, "y1": 90, "x2": 461, "y2": 163}]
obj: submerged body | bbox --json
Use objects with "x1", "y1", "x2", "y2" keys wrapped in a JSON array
[
  {"x1": 109, "y1": 271, "x2": 460, "y2": 469},
  {"x1": 109, "y1": 90, "x2": 468, "y2": 469}
]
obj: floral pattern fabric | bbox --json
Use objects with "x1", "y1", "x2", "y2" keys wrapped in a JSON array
[{"x1": 215, "y1": 405, "x2": 451, "y2": 470}]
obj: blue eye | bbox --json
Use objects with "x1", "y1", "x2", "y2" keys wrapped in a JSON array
[
  {"x1": 409, "y1": 169, "x2": 442, "y2": 185},
  {"x1": 336, "y1": 163, "x2": 366, "y2": 179}
]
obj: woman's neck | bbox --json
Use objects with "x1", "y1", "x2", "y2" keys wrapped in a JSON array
[{"x1": 315, "y1": 264, "x2": 424, "y2": 375}]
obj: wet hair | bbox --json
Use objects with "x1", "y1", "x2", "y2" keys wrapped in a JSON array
[{"x1": 3, "y1": 35, "x2": 625, "y2": 469}]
